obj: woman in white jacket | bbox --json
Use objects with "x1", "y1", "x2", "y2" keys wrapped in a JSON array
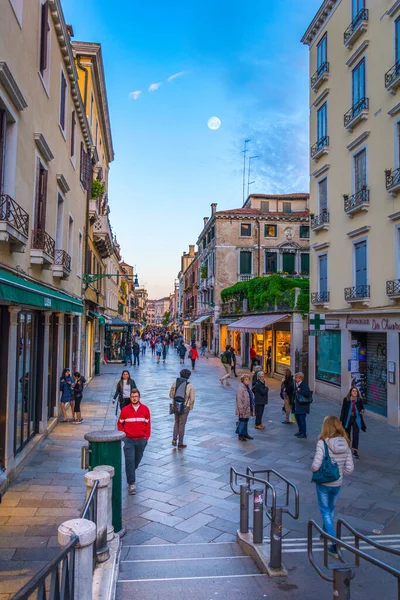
[{"x1": 311, "y1": 415, "x2": 354, "y2": 558}]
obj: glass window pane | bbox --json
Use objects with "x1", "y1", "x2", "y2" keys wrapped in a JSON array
[
  {"x1": 240, "y1": 251, "x2": 252, "y2": 274},
  {"x1": 316, "y1": 331, "x2": 341, "y2": 385},
  {"x1": 264, "y1": 224, "x2": 277, "y2": 237},
  {"x1": 300, "y1": 226, "x2": 310, "y2": 239},
  {"x1": 240, "y1": 223, "x2": 251, "y2": 237},
  {"x1": 265, "y1": 252, "x2": 277, "y2": 273},
  {"x1": 283, "y1": 202, "x2": 291, "y2": 214}
]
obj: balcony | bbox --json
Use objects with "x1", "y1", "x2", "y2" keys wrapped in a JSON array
[
  {"x1": 311, "y1": 62, "x2": 329, "y2": 93},
  {"x1": 311, "y1": 291, "x2": 330, "y2": 306},
  {"x1": 0, "y1": 194, "x2": 29, "y2": 251},
  {"x1": 238, "y1": 274, "x2": 254, "y2": 282},
  {"x1": 344, "y1": 98, "x2": 369, "y2": 131},
  {"x1": 93, "y1": 215, "x2": 112, "y2": 258},
  {"x1": 343, "y1": 188, "x2": 369, "y2": 216},
  {"x1": 387, "y1": 279, "x2": 400, "y2": 299},
  {"x1": 385, "y1": 61, "x2": 400, "y2": 94},
  {"x1": 88, "y1": 198, "x2": 99, "y2": 222},
  {"x1": 311, "y1": 136, "x2": 329, "y2": 162},
  {"x1": 344, "y1": 8, "x2": 368, "y2": 49},
  {"x1": 311, "y1": 211, "x2": 329, "y2": 232},
  {"x1": 52, "y1": 250, "x2": 71, "y2": 279},
  {"x1": 345, "y1": 285, "x2": 370, "y2": 304},
  {"x1": 385, "y1": 167, "x2": 400, "y2": 195},
  {"x1": 30, "y1": 228, "x2": 55, "y2": 267}
]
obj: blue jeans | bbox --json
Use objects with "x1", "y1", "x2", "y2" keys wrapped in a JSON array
[
  {"x1": 200, "y1": 346, "x2": 206, "y2": 355},
  {"x1": 316, "y1": 484, "x2": 341, "y2": 540},
  {"x1": 295, "y1": 413, "x2": 307, "y2": 436},
  {"x1": 125, "y1": 353, "x2": 132, "y2": 366}
]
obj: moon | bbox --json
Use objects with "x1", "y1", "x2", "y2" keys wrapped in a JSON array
[{"x1": 207, "y1": 116, "x2": 221, "y2": 130}]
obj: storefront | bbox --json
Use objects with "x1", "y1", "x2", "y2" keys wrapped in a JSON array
[
  {"x1": 104, "y1": 316, "x2": 133, "y2": 363},
  {"x1": 193, "y1": 315, "x2": 211, "y2": 348},
  {"x1": 309, "y1": 313, "x2": 400, "y2": 426}
]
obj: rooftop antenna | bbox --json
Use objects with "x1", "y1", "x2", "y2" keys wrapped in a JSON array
[
  {"x1": 247, "y1": 155, "x2": 259, "y2": 198},
  {"x1": 242, "y1": 139, "x2": 251, "y2": 205}
]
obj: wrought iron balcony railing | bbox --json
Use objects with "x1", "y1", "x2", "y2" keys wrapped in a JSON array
[
  {"x1": 344, "y1": 188, "x2": 369, "y2": 214},
  {"x1": 385, "y1": 61, "x2": 400, "y2": 89},
  {"x1": 0, "y1": 193, "x2": 29, "y2": 237},
  {"x1": 311, "y1": 62, "x2": 329, "y2": 89},
  {"x1": 311, "y1": 292, "x2": 330, "y2": 304},
  {"x1": 311, "y1": 136, "x2": 329, "y2": 159},
  {"x1": 54, "y1": 249, "x2": 71, "y2": 272},
  {"x1": 344, "y1": 8, "x2": 369, "y2": 46},
  {"x1": 386, "y1": 279, "x2": 400, "y2": 297},
  {"x1": 385, "y1": 167, "x2": 400, "y2": 191},
  {"x1": 311, "y1": 211, "x2": 329, "y2": 230},
  {"x1": 344, "y1": 97, "x2": 369, "y2": 128},
  {"x1": 31, "y1": 228, "x2": 55, "y2": 258},
  {"x1": 238, "y1": 274, "x2": 254, "y2": 282},
  {"x1": 344, "y1": 285, "x2": 370, "y2": 301}
]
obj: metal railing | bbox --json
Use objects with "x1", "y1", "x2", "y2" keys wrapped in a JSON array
[
  {"x1": 311, "y1": 211, "x2": 329, "y2": 230},
  {"x1": 81, "y1": 479, "x2": 99, "y2": 568},
  {"x1": 344, "y1": 285, "x2": 370, "y2": 301},
  {"x1": 344, "y1": 188, "x2": 369, "y2": 213},
  {"x1": 10, "y1": 536, "x2": 78, "y2": 600},
  {"x1": 386, "y1": 167, "x2": 400, "y2": 190},
  {"x1": 311, "y1": 136, "x2": 329, "y2": 158},
  {"x1": 344, "y1": 8, "x2": 369, "y2": 45},
  {"x1": 31, "y1": 228, "x2": 55, "y2": 259},
  {"x1": 54, "y1": 249, "x2": 72, "y2": 272},
  {"x1": 311, "y1": 61, "x2": 329, "y2": 88},
  {"x1": 387, "y1": 279, "x2": 400, "y2": 296},
  {"x1": 308, "y1": 519, "x2": 400, "y2": 599},
  {"x1": 385, "y1": 61, "x2": 400, "y2": 88},
  {"x1": 344, "y1": 97, "x2": 369, "y2": 127},
  {"x1": 311, "y1": 291, "x2": 330, "y2": 304},
  {"x1": 238, "y1": 274, "x2": 254, "y2": 282},
  {"x1": 0, "y1": 194, "x2": 29, "y2": 238}
]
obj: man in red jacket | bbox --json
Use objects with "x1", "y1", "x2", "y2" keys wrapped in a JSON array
[{"x1": 118, "y1": 389, "x2": 151, "y2": 495}]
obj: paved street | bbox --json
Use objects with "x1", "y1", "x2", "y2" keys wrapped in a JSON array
[{"x1": 1, "y1": 348, "x2": 400, "y2": 598}]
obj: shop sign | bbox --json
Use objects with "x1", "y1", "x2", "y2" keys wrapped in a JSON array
[
  {"x1": 309, "y1": 330, "x2": 328, "y2": 336},
  {"x1": 44, "y1": 297, "x2": 52, "y2": 308},
  {"x1": 309, "y1": 313, "x2": 326, "y2": 332},
  {"x1": 346, "y1": 317, "x2": 400, "y2": 331}
]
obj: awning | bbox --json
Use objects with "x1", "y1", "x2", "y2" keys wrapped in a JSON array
[
  {"x1": 193, "y1": 315, "x2": 211, "y2": 325},
  {"x1": 0, "y1": 268, "x2": 83, "y2": 313},
  {"x1": 88, "y1": 311, "x2": 106, "y2": 325},
  {"x1": 228, "y1": 314, "x2": 289, "y2": 333}
]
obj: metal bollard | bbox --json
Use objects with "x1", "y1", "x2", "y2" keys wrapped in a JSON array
[
  {"x1": 239, "y1": 484, "x2": 249, "y2": 534},
  {"x1": 252, "y1": 488, "x2": 264, "y2": 544},
  {"x1": 269, "y1": 506, "x2": 283, "y2": 570},
  {"x1": 333, "y1": 568, "x2": 352, "y2": 599}
]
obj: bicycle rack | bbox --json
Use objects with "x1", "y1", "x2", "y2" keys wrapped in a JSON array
[{"x1": 308, "y1": 519, "x2": 400, "y2": 600}]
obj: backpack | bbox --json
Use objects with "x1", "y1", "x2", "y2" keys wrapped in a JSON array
[
  {"x1": 173, "y1": 377, "x2": 187, "y2": 415},
  {"x1": 221, "y1": 352, "x2": 228, "y2": 364}
]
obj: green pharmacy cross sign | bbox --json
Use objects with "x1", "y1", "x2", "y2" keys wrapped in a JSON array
[{"x1": 309, "y1": 313, "x2": 326, "y2": 336}]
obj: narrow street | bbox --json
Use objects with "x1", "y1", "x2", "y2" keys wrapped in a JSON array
[{"x1": 1, "y1": 348, "x2": 399, "y2": 598}]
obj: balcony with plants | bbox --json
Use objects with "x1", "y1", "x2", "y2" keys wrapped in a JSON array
[
  {"x1": 89, "y1": 180, "x2": 105, "y2": 222},
  {"x1": 311, "y1": 210, "x2": 329, "y2": 232},
  {"x1": 385, "y1": 167, "x2": 400, "y2": 195},
  {"x1": 343, "y1": 187, "x2": 369, "y2": 216}
]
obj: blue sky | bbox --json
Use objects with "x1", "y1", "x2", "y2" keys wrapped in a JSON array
[{"x1": 63, "y1": 0, "x2": 322, "y2": 298}]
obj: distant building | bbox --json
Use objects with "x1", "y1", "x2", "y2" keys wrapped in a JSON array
[{"x1": 146, "y1": 299, "x2": 156, "y2": 326}]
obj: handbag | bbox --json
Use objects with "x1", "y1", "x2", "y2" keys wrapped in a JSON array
[
  {"x1": 170, "y1": 400, "x2": 185, "y2": 415},
  {"x1": 235, "y1": 420, "x2": 247, "y2": 436},
  {"x1": 312, "y1": 441, "x2": 340, "y2": 484},
  {"x1": 297, "y1": 393, "x2": 313, "y2": 405}
]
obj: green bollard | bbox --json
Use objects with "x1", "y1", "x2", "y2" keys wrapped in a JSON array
[
  {"x1": 94, "y1": 350, "x2": 101, "y2": 375},
  {"x1": 84, "y1": 430, "x2": 126, "y2": 536}
]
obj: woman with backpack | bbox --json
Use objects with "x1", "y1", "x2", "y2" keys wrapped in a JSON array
[
  {"x1": 112, "y1": 370, "x2": 137, "y2": 413},
  {"x1": 169, "y1": 368, "x2": 195, "y2": 449},
  {"x1": 188, "y1": 343, "x2": 199, "y2": 370},
  {"x1": 311, "y1": 415, "x2": 354, "y2": 559},
  {"x1": 340, "y1": 387, "x2": 366, "y2": 460}
]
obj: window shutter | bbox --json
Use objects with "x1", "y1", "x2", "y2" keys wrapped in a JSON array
[
  {"x1": 60, "y1": 72, "x2": 67, "y2": 130},
  {"x1": 282, "y1": 253, "x2": 295, "y2": 274},
  {"x1": 0, "y1": 110, "x2": 6, "y2": 194},
  {"x1": 318, "y1": 179, "x2": 328, "y2": 212},
  {"x1": 34, "y1": 159, "x2": 41, "y2": 229},
  {"x1": 39, "y1": 167, "x2": 48, "y2": 231},
  {"x1": 80, "y1": 142, "x2": 85, "y2": 185},
  {"x1": 260, "y1": 201, "x2": 269, "y2": 213},
  {"x1": 40, "y1": 1, "x2": 49, "y2": 74},
  {"x1": 239, "y1": 251, "x2": 252, "y2": 275},
  {"x1": 86, "y1": 152, "x2": 92, "y2": 191},
  {"x1": 319, "y1": 255, "x2": 327, "y2": 292},
  {"x1": 300, "y1": 253, "x2": 310, "y2": 273},
  {"x1": 70, "y1": 111, "x2": 76, "y2": 157}
]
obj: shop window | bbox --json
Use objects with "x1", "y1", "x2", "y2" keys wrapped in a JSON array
[
  {"x1": 15, "y1": 312, "x2": 37, "y2": 453},
  {"x1": 316, "y1": 330, "x2": 341, "y2": 386},
  {"x1": 275, "y1": 330, "x2": 291, "y2": 375},
  {"x1": 265, "y1": 251, "x2": 277, "y2": 273},
  {"x1": 264, "y1": 224, "x2": 277, "y2": 238},
  {"x1": 300, "y1": 225, "x2": 310, "y2": 239},
  {"x1": 282, "y1": 252, "x2": 295, "y2": 274},
  {"x1": 240, "y1": 223, "x2": 252, "y2": 237},
  {"x1": 300, "y1": 253, "x2": 310, "y2": 274}
]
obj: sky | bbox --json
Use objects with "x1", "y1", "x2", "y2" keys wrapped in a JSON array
[{"x1": 62, "y1": 0, "x2": 322, "y2": 298}]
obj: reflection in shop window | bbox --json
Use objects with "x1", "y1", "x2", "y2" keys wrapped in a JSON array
[
  {"x1": 275, "y1": 330, "x2": 291, "y2": 375},
  {"x1": 316, "y1": 331, "x2": 341, "y2": 386}
]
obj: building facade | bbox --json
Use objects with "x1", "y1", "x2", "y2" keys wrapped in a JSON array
[
  {"x1": 302, "y1": 0, "x2": 400, "y2": 426},
  {"x1": 146, "y1": 299, "x2": 155, "y2": 326},
  {"x1": 182, "y1": 253, "x2": 198, "y2": 343},
  {"x1": 154, "y1": 297, "x2": 170, "y2": 325}
]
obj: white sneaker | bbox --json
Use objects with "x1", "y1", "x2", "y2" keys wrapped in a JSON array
[{"x1": 128, "y1": 484, "x2": 136, "y2": 495}]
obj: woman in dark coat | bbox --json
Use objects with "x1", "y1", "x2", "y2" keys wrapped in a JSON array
[
  {"x1": 281, "y1": 368, "x2": 294, "y2": 424},
  {"x1": 340, "y1": 386, "x2": 366, "y2": 459},
  {"x1": 293, "y1": 372, "x2": 312, "y2": 439},
  {"x1": 252, "y1": 371, "x2": 268, "y2": 430},
  {"x1": 112, "y1": 370, "x2": 137, "y2": 412}
]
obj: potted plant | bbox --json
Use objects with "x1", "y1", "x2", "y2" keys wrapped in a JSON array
[{"x1": 91, "y1": 179, "x2": 105, "y2": 199}]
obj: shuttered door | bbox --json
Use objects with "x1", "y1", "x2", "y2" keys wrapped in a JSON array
[{"x1": 365, "y1": 333, "x2": 387, "y2": 416}]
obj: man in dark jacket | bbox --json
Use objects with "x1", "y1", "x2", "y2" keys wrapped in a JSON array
[
  {"x1": 220, "y1": 346, "x2": 232, "y2": 387},
  {"x1": 132, "y1": 340, "x2": 140, "y2": 366},
  {"x1": 125, "y1": 341, "x2": 133, "y2": 366},
  {"x1": 252, "y1": 371, "x2": 268, "y2": 429},
  {"x1": 293, "y1": 372, "x2": 312, "y2": 439}
]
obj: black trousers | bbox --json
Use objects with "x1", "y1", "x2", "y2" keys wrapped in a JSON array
[
  {"x1": 255, "y1": 404, "x2": 265, "y2": 426},
  {"x1": 346, "y1": 417, "x2": 360, "y2": 450},
  {"x1": 250, "y1": 358, "x2": 257, "y2": 372}
]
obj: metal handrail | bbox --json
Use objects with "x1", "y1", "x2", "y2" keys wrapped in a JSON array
[
  {"x1": 246, "y1": 467, "x2": 300, "y2": 521},
  {"x1": 229, "y1": 467, "x2": 276, "y2": 520},
  {"x1": 11, "y1": 536, "x2": 78, "y2": 600},
  {"x1": 0, "y1": 193, "x2": 29, "y2": 237},
  {"x1": 337, "y1": 519, "x2": 400, "y2": 567}
]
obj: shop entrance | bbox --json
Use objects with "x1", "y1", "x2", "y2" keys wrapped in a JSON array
[
  {"x1": 0, "y1": 307, "x2": 9, "y2": 471},
  {"x1": 47, "y1": 313, "x2": 58, "y2": 420},
  {"x1": 105, "y1": 317, "x2": 133, "y2": 362},
  {"x1": 275, "y1": 327, "x2": 291, "y2": 375},
  {"x1": 351, "y1": 332, "x2": 387, "y2": 416}
]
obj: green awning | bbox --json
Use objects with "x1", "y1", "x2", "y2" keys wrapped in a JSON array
[
  {"x1": 88, "y1": 311, "x2": 106, "y2": 325},
  {"x1": 0, "y1": 269, "x2": 83, "y2": 313}
]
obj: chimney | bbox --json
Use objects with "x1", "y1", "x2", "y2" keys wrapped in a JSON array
[
  {"x1": 189, "y1": 245, "x2": 195, "y2": 256},
  {"x1": 211, "y1": 203, "x2": 217, "y2": 215},
  {"x1": 203, "y1": 217, "x2": 209, "y2": 227}
]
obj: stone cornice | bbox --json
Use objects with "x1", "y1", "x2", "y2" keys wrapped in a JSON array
[
  {"x1": 347, "y1": 131, "x2": 370, "y2": 152},
  {"x1": 0, "y1": 62, "x2": 27, "y2": 111},
  {"x1": 346, "y1": 40, "x2": 369, "y2": 68},
  {"x1": 34, "y1": 133, "x2": 54, "y2": 162},
  {"x1": 388, "y1": 103, "x2": 400, "y2": 117},
  {"x1": 56, "y1": 174, "x2": 70, "y2": 194},
  {"x1": 347, "y1": 225, "x2": 370, "y2": 238},
  {"x1": 301, "y1": 0, "x2": 340, "y2": 47},
  {"x1": 387, "y1": 1, "x2": 400, "y2": 18},
  {"x1": 312, "y1": 88, "x2": 330, "y2": 108},
  {"x1": 312, "y1": 241, "x2": 330, "y2": 251},
  {"x1": 311, "y1": 163, "x2": 330, "y2": 178}
]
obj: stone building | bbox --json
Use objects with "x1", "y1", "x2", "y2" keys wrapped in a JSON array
[
  {"x1": 182, "y1": 252, "x2": 198, "y2": 343},
  {"x1": 146, "y1": 299, "x2": 155, "y2": 326},
  {"x1": 154, "y1": 297, "x2": 171, "y2": 326}
]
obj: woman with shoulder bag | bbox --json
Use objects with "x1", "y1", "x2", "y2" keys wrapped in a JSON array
[
  {"x1": 252, "y1": 371, "x2": 268, "y2": 430},
  {"x1": 236, "y1": 374, "x2": 255, "y2": 442},
  {"x1": 113, "y1": 370, "x2": 137, "y2": 413},
  {"x1": 281, "y1": 368, "x2": 294, "y2": 425},
  {"x1": 311, "y1": 415, "x2": 354, "y2": 558},
  {"x1": 293, "y1": 372, "x2": 312, "y2": 439},
  {"x1": 340, "y1": 387, "x2": 366, "y2": 460}
]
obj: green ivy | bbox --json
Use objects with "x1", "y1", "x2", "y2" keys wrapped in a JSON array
[
  {"x1": 221, "y1": 275, "x2": 309, "y2": 318},
  {"x1": 200, "y1": 265, "x2": 208, "y2": 279},
  {"x1": 91, "y1": 179, "x2": 105, "y2": 199}
]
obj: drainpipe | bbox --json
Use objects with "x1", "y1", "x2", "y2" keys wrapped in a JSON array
[
  {"x1": 77, "y1": 56, "x2": 88, "y2": 112},
  {"x1": 257, "y1": 219, "x2": 261, "y2": 277}
]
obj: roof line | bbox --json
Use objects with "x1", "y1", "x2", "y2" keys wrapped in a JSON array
[{"x1": 301, "y1": 0, "x2": 340, "y2": 46}]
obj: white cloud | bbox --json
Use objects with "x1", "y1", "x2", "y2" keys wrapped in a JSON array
[
  {"x1": 129, "y1": 90, "x2": 142, "y2": 100},
  {"x1": 167, "y1": 71, "x2": 188, "y2": 82},
  {"x1": 148, "y1": 82, "x2": 162, "y2": 92}
]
